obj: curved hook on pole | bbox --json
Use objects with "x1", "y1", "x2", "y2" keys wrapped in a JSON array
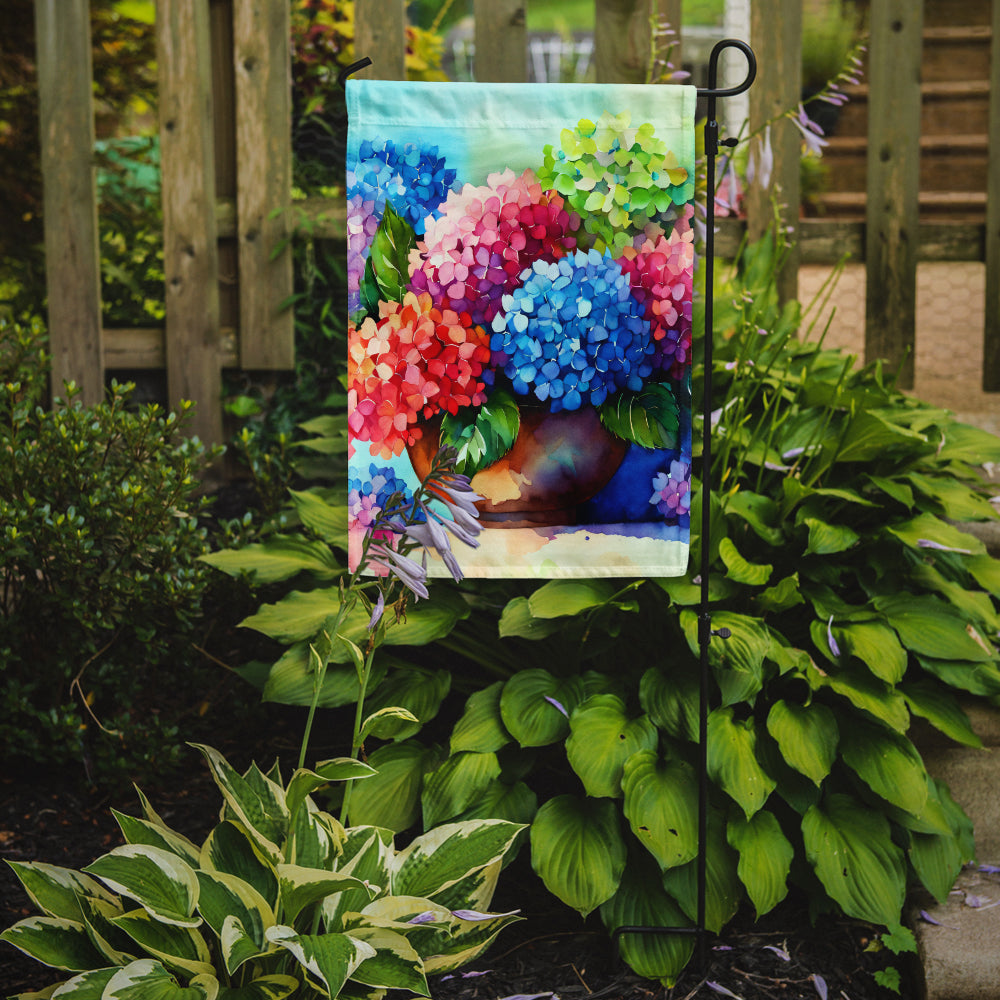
[
  {"x1": 697, "y1": 38, "x2": 756, "y2": 99},
  {"x1": 337, "y1": 57, "x2": 373, "y2": 90}
]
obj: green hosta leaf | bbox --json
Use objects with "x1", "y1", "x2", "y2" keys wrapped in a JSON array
[
  {"x1": 839, "y1": 718, "x2": 928, "y2": 816},
  {"x1": 599, "y1": 383, "x2": 679, "y2": 449},
  {"x1": 288, "y1": 488, "x2": 348, "y2": 547},
  {"x1": 765, "y1": 701, "x2": 838, "y2": 786},
  {"x1": 835, "y1": 621, "x2": 907, "y2": 684},
  {"x1": 265, "y1": 926, "x2": 375, "y2": 998},
  {"x1": 0, "y1": 916, "x2": 107, "y2": 972},
  {"x1": 527, "y1": 579, "x2": 617, "y2": 619},
  {"x1": 450, "y1": 682, "x2": 511, "y2": 754},
  {"x1": 103, "y1": 959, "x2": 218, "y2": 1000},
  {"x1": 803, "y1": 517, "x2": 859, "y2": 556},
  {"x1": 111, "y1": 909, "x2": 214, "y2": 978},
  {"x1": 906, "y1": 472, "x2": 999, "y2": 521},
  {"x1": 936, "y1": 421, "x2": 1000, "y2": 465},
  {"x1": 718, "y1": 537, "x2": 772, "y2": 586},
  {"x1": 347, "y1": 740, "x2": 442, "y2": 832},
  {"x1": 112, "y1": 812, "x2": 201, "y2": 869},
  {"x1": 707, "y1": 708, "x2": 776, "y2": 819},
  {"x1": 497, "y1": 596, "x2": 565, "y2": 639},
  {"x1": 393, "y1": 819, "x2": 524, "y2": 901},
  {"x1": 680, "y1": 610, "x2": 770, "y2": 707},
  {"x1": 200, "y1": 822, "x2": 278, "y2": 911},
  {"x1": 285, "y1": 759, "x2": 376, "y2": 822},
  {"x1": 910, "y1": 562, "x2": 1000, "y2": 633},
  {"x1": 346, "y1": 926, "x2": 428, "y2": 994},
  {"x1": 901, "y1": 680, "x2": 982, "y2": 748},
  {"x1": 216, "y1": 975, "x2": 299, "y2": 1000},
  {"x1": 4, "y1": 862, "x2": 118, "y2": 923},
  {"x1": 756, "y1": 573, "x2": 805, "y2": 614},
  {"x1": 277, "y1": 866, "x2": 374, "y2": 926},
  {"x1": 866, "y1": 474, "x2": 914, "y2": 509},
  {"x1": 453, "y1": 779, "x2": 538, "y2": 827},
  {"x1": 421, "y1": 751, "x2": 502, "y2": 828},
  {"x1": 363, "y1": 667, "x2": 451, "y2": 740},
  {"x1": 359, "y1": 706, "x2": 421, "y2": 742},
  {"x1": 200, "y1": 536, "x2": 340, "y2": 584},
  {"x1": 599, "y1": 853, "x2": 694, "y2": 987},
  {"x1": 191, "y1": 746, "x2": 287, "y2": 863},
  {"x1": 83, "y1": 846, "x2": 200, "y2": 928},
  {"x1": 660, "y1": 811, "x2": 741, "y2": 933},
  {"x1": 874, "y1": 594, "x2": 995, "y2": 662},
  {"x1": 727, "y1": 811, "x2": 793, "y2": 918},
  {"x1": 802, "y1": 793, "x2": 906, "y2": 926},
  {"x1": 834, "y1": 410, "x2": 927, "y2": 463},
  {"x1": 364, "y1": 202, "x2": 416, "y2": 305},
  {"x1": 261, "y1": 644, "x2": 386, "y2": 709},
  {"x1": 530, "y1": 795, "x2": 626, "y2": 917},
  {"x1": 916, "y1": 655, "x2": 1000, "y2": 697},
  {"x1": 909, "y1": 825, "x2": 965, "y2": 905},
  {"x1": 565, "y1": 695, "x2": 657, "y2": 798},
  {"x1": 808, "y1": 661, "x2": 910, "y2": 732},
  {"x1": 639, "y1": 663, "x2": 699, "y2": 742},
  {"x1": 886, "y1": 512, "x2": 985, "y2": 556},
  {"x1": 440, "y1": 387, "x2": 520, "y2": 478},
  {"x1": 195, "y1": 871, "x2": 273, "y2": 974},
  {"x1": 621, "y1": 751, "x2": 698, "y2": 870},
  {"x1": 966, "y1": 553, "x2": 1000, "y2": 597},
  {"x1": 499, "y1": 670, "x2": 585, "y2": 747},
  {"x1": 219, "y1": 915, "x2": 269, "y2": 981},
  {"x1": 724, "y1": 490, "x2": 784, "y2": 546}
]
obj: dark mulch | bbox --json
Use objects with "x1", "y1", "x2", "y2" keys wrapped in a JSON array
[{"x1": 1, "y1": 748, "x2": 915, "y2": 1000}]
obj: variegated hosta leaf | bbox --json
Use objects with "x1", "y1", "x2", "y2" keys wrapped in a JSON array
[
  {"x1": 288, "y1": 802, "x2": 343, "y2": 870},
  {"x1": 110, "y1": 908, "x2": 214, "y2": 979},
  {"x1": 276, "y1": 864, "x2": 375, "y2": 925},
  {"x1": 219, "y1": 915, "x2": 271, "y2": 980},
  {"x1": 0, "y1": 916, "x2": 107, "y2": 972},
  {"x1": 449, "y1": 682, "x2": 511, "y2": 755},
  {"x1": 200, "y1": 822, "x2": 278, "y2": 910},
  {"x1": 322, "y1": 829, "x2": 393, "y2": 931},
  {"x1": 599, "y1": 854, "x2": 694, "y2": 987},
  {"x1": 529, "y1": 795, "x2": 626, "y2": 917},
  {"x1": 214, "y1": 974, "x2": 299, "y2": 1000},
  {"x1": 726, "y1": 810, "x2": 793, "y2": 918},
  {"x1": 566, "y1": 695, "x2": 658, "y2": 798},
  {"x1": 83, "y1": 846, "x2": 200, "y2": 928},
  {"x1": 706, "y1": 707, "x2": 776, "y2": 819},
  {"x1": 421, "y1": 751, "x2": 502, "y2": 829},
  {"x1": 195, "y1": 871, "x2": 274, "y2": 973},
  {"x1": 621, "y1": 751, "x2": 698, "y2": 871},
  {"x1": 765, "y1": 700, "x2": 838, "y2": 786},
  {"x1": 46, "y1": 966, "x2": 118, "y2": 997},
  {"x1": 391, "y1": 820, "x2": 524, "y2": 901},
  {"x1": 265, "y1": 926, "x2": 376, "y2": 998},
  {"x1": 77, "y1": 894, "x2": 136, "y2": 966},
  {"x1": 4, "y1": 861, "x2": 118, "y2": 922},
  {"x1": 191, "y1": 745, "x2": 287, "y2": 863},
  {"x1": 802, "y1": 793, "x2": 906, "y2": 926},
  {"x1": 421, "y1": 907, "x2": 522, "y2": 975},
  {"x1": 101, "y1": 959, "x2": 218, "y2": 1000},
  {"x1": 344, "y1": 926, "x2": 429, "y2": 995},
  {"x1": 112, "y1": 811, "x2": 201, "y2": 868}
]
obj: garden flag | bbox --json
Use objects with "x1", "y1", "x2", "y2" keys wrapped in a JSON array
[{"x1": 346, "y1": 80, "x2": 696, "y2": 578}]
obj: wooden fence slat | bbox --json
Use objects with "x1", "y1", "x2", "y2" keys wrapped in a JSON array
[
  {"x1": 34, "y1": 0, "x2": 103, "y2": 405},
  {"x1": 594, "y1": 0, "x2": 670, "y2": 84},
  {"x1": 473, "y1": 0, "x2": 527, "y2": 83},
  {"x1": 864, "y1": 0, "x2": 923, "y2": 390},
  {"x1": 983, "y1": 0, "x2": 1000, "y2": 390},
  {"x1": 233, "y1": 0, "x2": 294, "y2": 369},
  {"x1": 747, "y1": 0, "x2": 801, "y2": 304},
  {"x1": 157, "y1": 0, "x2": 223, "y2": 445},
  {"x1": 354, "y1": 0, "x2": 407, "y2": 80}
]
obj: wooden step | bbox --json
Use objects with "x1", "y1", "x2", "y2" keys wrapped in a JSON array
[
  {"x1": 813, "y1": 189, "x2": 987, "y2": 222},
  {"x1": 922, "y1": 0, "x2": 992, "y2": 28},
  {"x1": 821, "y1": 134, "x2": 988, "y2": 193},
  {"x1": 833, "y1": 80, "x2": 991, "y2": 137},
  {"x1": 922, "y1": 25, "x2": 993, "y2": 83}
]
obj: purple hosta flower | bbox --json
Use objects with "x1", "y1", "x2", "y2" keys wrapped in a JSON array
[
  {"x1": 746, "y1": 125, "x2": 774, "y2": 190},
  {"x1": 407, "y1": 911, "x2": 439, "y2": 925},
  {"x1": 451, "y1": 908, "x2": 521, "y2": 921},
  {"x1": 826, "y1": 615, "x2": 842, "y2": 658},
  {"x1": 544, "y1": 695, "x2": 569, "y2": 717},
  {"x1": 706, "y1": 983, "x2": 742, "y2": 999},
  {"x1": 348, "y1": 465, "x2": 415, "y2": 562},
  {"x1": 367, "y1": 590, "x2": 385, "y2": 631},
  {"x1": 346, "y1": 138, "x2": 458, "y2": 309},
  {"x1": 715, "y1": 155, "x2": 743, "y2": 217},
  {"x1": 917, "y1": 538, "x2": 973, "y2": 555},
  {"x1": 490, "y1": 249, "x2": 655, "y2": 411},
  {"x1": 367, "y1": 541, "x2": 430, "y2": 600},
  {"x1": 811, "y1": 974, "x2": 828, "y2": 1000},
  {"x1": 791, "y1": 104, "x2": 828, "y2": 157},
  {"x1": 650, "y1": 460, "x2": 691, "y2": 520}
]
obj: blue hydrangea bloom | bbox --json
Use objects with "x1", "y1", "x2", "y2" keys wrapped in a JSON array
[
  {"x1": 489, "y1": 249, "x2": 654, "y2": 411},
  {"x1": 348, "y1": 465, "x2": 415, "y2": 530},
  {"x1": 347, "y1": 138, "x2": 458, "y2": 237}
]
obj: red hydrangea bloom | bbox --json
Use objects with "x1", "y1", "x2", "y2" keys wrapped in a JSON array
[
  {"x1": 408, "y1": 168, "x2": 580, "y2": 328},
  {"x1": 617, "y1": 229, "x2": 694, "y2": 381},
  {"x1": 348, "y1": 291, "x2": 491, "y2": 459}
]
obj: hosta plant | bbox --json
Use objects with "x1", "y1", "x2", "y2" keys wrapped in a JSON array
[{"x1": 1, "y1": 743, "x2": 523, "y2": 999}]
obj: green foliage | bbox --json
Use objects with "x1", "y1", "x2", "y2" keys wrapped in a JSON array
[
  {"x1": 0, "y1": 317, "x2": 220, "y2": 783},
  {"x1": 1, "y1": 744, "x2": 524, "y2": 998}
]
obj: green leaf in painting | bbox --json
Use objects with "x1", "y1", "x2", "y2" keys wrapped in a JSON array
[
  {"x1": 802, "y1": 793, "x2": 906, "y2": 927},
  {"x1": 530, "y1": 795, "x2": 626, "y2": 917},
  {"x1": 362, "y1": 202, "x2": 416, "y2": 306},
  {"x1": 440, "y1": 387, "x2": 520, "y2": 478},
  {"x1": 599, "y1": 383, "x2": 679, "y2": 449}
]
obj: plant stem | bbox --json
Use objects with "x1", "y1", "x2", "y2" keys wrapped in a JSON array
[{"x1": 340, "y1": 644, "x2": 376, "y2": 826}]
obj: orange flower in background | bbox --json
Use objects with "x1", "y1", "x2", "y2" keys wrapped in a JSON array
[{"x1": 348, "y1": 291, "x2": 491, "y2": 459}]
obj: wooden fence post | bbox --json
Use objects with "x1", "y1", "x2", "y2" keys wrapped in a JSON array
[
  {"x1": 354, "y1": 0, "x2": 407, "y2": 80},
  {"x1": 157, "y1": 0, "x2": 223, "y2": 445},
  {"x1": 864, "y1": 0, "x2": 923, "y2": 389},
  {"x1": 983, "y1": 0, "x2": 1000, "y2": 390},
  {"x1": 594, "y1": 0, "x2": 675, "y2": 85},
  {"x1": 233, "y1": 0, "x2": 294, "y2": 370},
  {"x1": 34, "y1": 0, "x2": 104, "y2": 405},
  {"x1": 746, "y1": 0, "x2": 801, "y2": 305},
  {"x1": 474, "y1": 0, "x2": 527, "y2": 83}
]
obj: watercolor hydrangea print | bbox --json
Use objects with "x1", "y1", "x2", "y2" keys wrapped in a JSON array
[{"x1": 346, "y1": 91, "x2": 696, "y2": 576}]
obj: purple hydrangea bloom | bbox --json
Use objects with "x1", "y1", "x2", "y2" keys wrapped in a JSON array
[
  {"x1": 489, "y1": 249, "x2": 655, "y2": 411},
  {"x1": 650, "y1": 459, "x2": 691, "y2": 521}
]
